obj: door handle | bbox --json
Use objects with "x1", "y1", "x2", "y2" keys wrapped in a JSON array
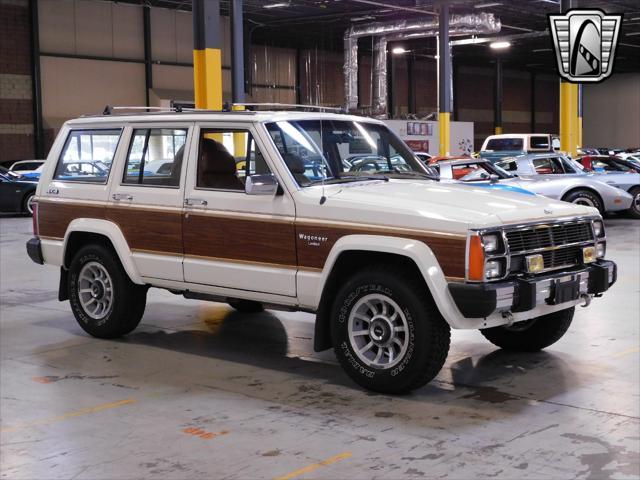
[
  {"x1": 184, "y1": 198, "x2": 208, "y2": 206},
  {"x1": 112, "y1": 193, "x2": 133, "y2": 201}
]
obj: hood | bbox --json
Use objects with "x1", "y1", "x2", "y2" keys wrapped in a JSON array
[{"x1": 296, "y1": 179, "x2": 596, "y2": 233}]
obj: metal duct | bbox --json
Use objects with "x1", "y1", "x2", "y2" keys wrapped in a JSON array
[
  {"x1": 344, "y1": 13, "x2": 501, "y2": 112},
  {"x1": 372, "y1": 37, "x2": 388, "y2": 116}
]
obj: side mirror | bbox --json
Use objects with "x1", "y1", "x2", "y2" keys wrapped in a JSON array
[
  {"x1": 489, "y1": 174, "x2": 500, "y2": 184},
  {"x1": 245, "y1": 174, "x2": 279, "y2": 196}
]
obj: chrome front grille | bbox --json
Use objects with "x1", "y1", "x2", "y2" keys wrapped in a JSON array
[
  {"x1": 505, "y1": 222, "x2": 594, "y2": 254},
  {"x1": 504, "y1": 220, "x2": 597, "y2": 274}
]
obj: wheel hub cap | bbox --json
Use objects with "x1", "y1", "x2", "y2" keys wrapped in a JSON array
[
  {"x1": 78, "y1": 261, "x2": 113, "y2": 320},
  {"x1": 348, "y1": 293, "x2": 409, "y2": 369}
]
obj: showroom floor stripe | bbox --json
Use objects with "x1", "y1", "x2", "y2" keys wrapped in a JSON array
[
  {"x1": 273, "y1": 452, "x2": 352, "y2": 480},
  {"x1": 0, "y1": 398, "x2": 136, "y2": 433}
]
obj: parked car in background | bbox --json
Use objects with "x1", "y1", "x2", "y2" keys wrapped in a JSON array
[
  {"x1": 9, "y1": 160, "x2": 45, "y2": 174},
  {"x1": 574, "y1": 156, "x2": 640, "y2": 217},
  {"x1": 496, "y1": 153, "x2": 636, "y2": 217},
  {"x1": 0, "y1": 166, "x2": 37, "y2": 215},
  {"x1": 577, "y1": 155, "x2": 640, "y2": 174},
  {"x1": 479, "y1": 133, "x2": 553, "y2": 162},
  {"x1": 414, "y1": 152, "x2": 433, "y2": 164}
]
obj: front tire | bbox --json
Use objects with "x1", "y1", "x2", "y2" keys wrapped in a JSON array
[
  {"x1": 628, "y1": 187, "x2": 640, "y2": 219},
  {"x1": 480, "y1": 307, "x2": 574, "y2": 352},
  {"x1": 563, "y1": 190, "x2": 604, "y2": 214},
  {"x1": 331, "y1": 266, "x2": 450, "y2": 394},
  {"x1": 68, "y1": 244, "x2": 147, "y2": 338},
  {"x1": 23, "y1": 192, "x2": 35, "y2": 215}
]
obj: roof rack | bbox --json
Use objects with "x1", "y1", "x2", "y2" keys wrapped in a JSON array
[
  {"x1": 99, "y1": 102, "x2": 346, "y2": 116},
  {"x1": 232, "y1": 102, "x2": 345, "y2": 113}
]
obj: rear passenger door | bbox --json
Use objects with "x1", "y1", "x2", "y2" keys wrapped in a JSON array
[
  {"x1": 108, "y1": 123, "x2": 193, "y2": 282},
  {"x1": 182, "y1": 123, "x2": 297, "y2": 297}
]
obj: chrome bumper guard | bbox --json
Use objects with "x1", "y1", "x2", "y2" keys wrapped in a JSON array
[{"x1": 448, "y1": 260, "x2": 616, "y2": 319}]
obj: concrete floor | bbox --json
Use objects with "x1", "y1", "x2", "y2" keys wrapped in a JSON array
[{"x1": 1, "y1": 215, "x2": 639, "y2": 480}]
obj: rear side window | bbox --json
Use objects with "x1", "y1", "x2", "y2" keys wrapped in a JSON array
[
  {"x1": 533, "y1": 157, "x2": 564, "y2": 174},
  {"x1": 485, "y1": 138, "x2": 523, "y2": 151},
  {"x1": 54, "y1": 129, "x2": 121, "y2": 183},
  {"x1": 123, "y1": 128, "x2": 187, "y2": 187},
  {"x1": 530, "y1": 136, "x2": 550, "y2": 150}
]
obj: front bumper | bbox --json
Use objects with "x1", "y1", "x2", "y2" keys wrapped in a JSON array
[{"x1": 448, "y1": 260, "x2": 616, "y2": 319}]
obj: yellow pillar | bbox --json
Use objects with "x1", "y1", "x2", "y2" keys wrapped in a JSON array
[
  {"x1": 560, "y1": 81, "x2": 578, "y2": 157},
  {"x1": 193, "y1": 48, "x2": 223, "y2": 111},
  {"x1": 439, "y1": 112, "x2": 450, "y2": 156},
  {"x1": 494, "y1": 126, "x2": 503, "y2": 134}
]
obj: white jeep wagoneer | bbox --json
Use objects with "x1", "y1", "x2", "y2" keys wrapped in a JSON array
[{"x1": 26, "y1": 107, "x2": 616, "y2": 393}]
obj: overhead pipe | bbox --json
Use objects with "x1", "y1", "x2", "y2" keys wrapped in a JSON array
[{"x1": 344, "y1": 13, "x2": 501, "y2": 112}]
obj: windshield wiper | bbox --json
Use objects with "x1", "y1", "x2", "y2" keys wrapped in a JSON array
[{"x1": 387, "y1": 170, "x2": 438, "y2": 181}]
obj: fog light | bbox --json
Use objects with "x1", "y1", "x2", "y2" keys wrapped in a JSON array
[
  {"x1": 583, "y1": 246, "x2": 596, "y2": 263},
  {"x1": 596, "y1": 243, "x2": 605, "y2": 258},
  {"x1": 526, "y1": 254, "x2": 544, "y2": 273},
  {"x1": 484, "y1": 260, "x2": 503, "y2": 279}
]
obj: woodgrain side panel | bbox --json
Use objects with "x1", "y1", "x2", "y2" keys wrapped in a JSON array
[
  {"x1": 106, "y1": 207, "x2": 183, "y2": 254},
  {"x1": 295, "y1": 223, "x2": 466, "y2": 278},
  {"x1": 38, "y1": 201, "x2": 106, "y2": 239},
  {"x1": 183, "y1": 213, "x2": 297, "y2": 266}
]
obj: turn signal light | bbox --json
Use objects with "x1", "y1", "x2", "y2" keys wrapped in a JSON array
[
  {"x1": 468, "y1": 235, "x2": 485, "y2": 281},
  {"x1": 526, "y1": 254, "x2": 544, "y2": 273},
  {"x1": 583, "y1": 246, "x2": 596, "y2": 263}
]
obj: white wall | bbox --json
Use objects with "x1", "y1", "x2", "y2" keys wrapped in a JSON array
[{"x1": 583, "y1": 73, "x2": 640, "y2": 148}]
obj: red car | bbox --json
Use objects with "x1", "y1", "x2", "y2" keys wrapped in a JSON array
[{"x1": 577, "y1": 155, "x2": 640, "y2": 174}]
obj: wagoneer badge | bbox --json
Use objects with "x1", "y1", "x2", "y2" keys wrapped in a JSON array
[{"x1": 299, "y1": 233, "x2": 329, "y2": 247}]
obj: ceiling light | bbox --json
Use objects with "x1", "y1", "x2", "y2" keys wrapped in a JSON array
[
  {"x1": 263, "y1": 2, "x2": 289, "y2": 8},
  {"x1": 626, "y1": 32, "x2": 640, "y2": 36},
  {"x1": 474, "y1": 2, "x2": 502, "y2": 7},
  {"x1": 533, "y1": 48, "x2": 552, "y2": 52},
  {"x1": 392, "y1": 47, "x2": 408, "y2": 54},
  {"x1": 490, "y1": 41, "x2": 511, "y2": 49}
]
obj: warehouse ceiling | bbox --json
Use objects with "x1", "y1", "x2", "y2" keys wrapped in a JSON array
[{"x1": 135, "y1": 0, "x2": 640, "y2": 73}]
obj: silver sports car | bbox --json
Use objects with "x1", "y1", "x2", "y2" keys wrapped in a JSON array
[
  {"x1": 496, "y1": 153, "x2": 638, "y2": 218},
  {"x1": 431, "y1": 156, "x2": 634, "y2": 216}
]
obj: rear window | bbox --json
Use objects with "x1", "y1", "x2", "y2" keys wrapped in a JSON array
[
  {"x1": 485, "y1": 138, "x2": 523, "y2": 151},
  {"x1": 54, "y1": 129, "x2": 121, "y2": 183}
]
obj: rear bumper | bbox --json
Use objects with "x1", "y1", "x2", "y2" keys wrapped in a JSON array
[
  {"x1": 448, "y1": 260, "x2": 616, "y2": 319},
  {"x1": 26, "y1": 237, "x2": 44, "y2": 265}
]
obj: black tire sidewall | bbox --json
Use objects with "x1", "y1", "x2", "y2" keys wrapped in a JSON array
[
  {"x1": 332, "y1": 271, "x2": 434, "y2": 392},
  {"x1": 23, "y1": 192, "x2": 35, "y2": 215},
  {"x1": 69, "y1": 244, "x2": 141, "y2": 338},
  {"x1": 629, "y1": 188, "x2": 640, "y2": 218}
]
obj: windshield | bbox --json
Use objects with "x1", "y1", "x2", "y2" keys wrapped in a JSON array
[
  {"x1": 265, "y1": 119, "x2": 434, "y2": 186},
  {"x1": 449, "y1": 162, "x2": 512, "y2": 182}
]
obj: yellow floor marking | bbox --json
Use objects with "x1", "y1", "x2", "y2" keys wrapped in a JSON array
[
  {"x1": 273, "y1": 452, "x2": 352, "y2": 480},
  {"x1": 0, "y1": 398, "x2": 136, "y2": 433},
  {"x1": 613, "y1": 346, "x2": 640, "y2": 358}
]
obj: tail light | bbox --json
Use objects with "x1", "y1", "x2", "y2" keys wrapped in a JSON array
[{"x1": 32, "y1": 201, "x2": 39, "y2": 236}]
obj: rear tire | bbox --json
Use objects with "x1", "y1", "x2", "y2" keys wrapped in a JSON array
[
  {"x1": 23, "y1": 192, "x2": 35, "y2": 215},
  {"x1": 68, "y1": 244, "x2": 147, "y2": 338},
  {"x1": 480, "y1": 307, "x2": 574, "y2": 352},
  {"x1": 228, "y1": 299, "x2": 264, "y2": 313},
  {"x1": 628, "y1": 187, "x2": 640, "y2": 219},
  {"x1": 563, "y1": 190, "x2": 604, "y2": 214},
  {"x1": 331, "y1": 265, "x2": 450, "y2": 394}
]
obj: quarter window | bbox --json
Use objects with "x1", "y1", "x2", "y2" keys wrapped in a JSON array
[
  {"x1": 123, "y1": 128, "x2": 187, "y2": 187},
  {"x1": 533, "y1": 157, "x2": 564, "y2": 174},
  {"x1": 54, "y1": 129, "x2": 121, "y2": 183},
  {"x1": 196, "y1": 129, "x2": 270, "y2": 191}
]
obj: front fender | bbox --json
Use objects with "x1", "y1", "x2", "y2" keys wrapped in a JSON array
[
  {"x1": 63, "y1": 218, "x2": 144, "y2": 284},
  {"x1": 316, "y1": 234, "x2": 472, "y2": 329}
]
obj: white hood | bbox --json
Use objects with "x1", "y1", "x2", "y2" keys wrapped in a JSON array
[{"x1": 295, "y1": 179, "x2": 596, "y2": 234}]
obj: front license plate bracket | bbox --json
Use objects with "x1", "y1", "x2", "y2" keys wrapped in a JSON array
[{"x1": 547, "y1": 276, "x2": 580, "y2": 305}]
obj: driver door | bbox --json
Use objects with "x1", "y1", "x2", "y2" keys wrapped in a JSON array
[{"x1": 182, "y1": 123, "x2": 297, "y2": 297}]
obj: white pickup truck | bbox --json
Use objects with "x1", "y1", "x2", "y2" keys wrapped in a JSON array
[{"x1": 26, "y1": 108, "x2": 616, "y2": 393}]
